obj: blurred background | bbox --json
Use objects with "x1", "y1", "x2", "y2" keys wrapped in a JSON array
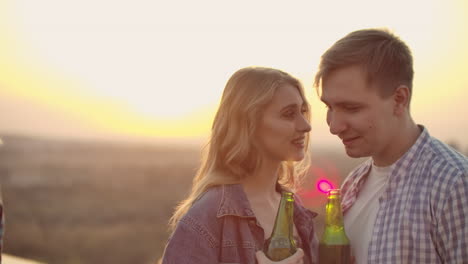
[{"x1": 1, "y1": 0, "x2": 467, "y2": 263}]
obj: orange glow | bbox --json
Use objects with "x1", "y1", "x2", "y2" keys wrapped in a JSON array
[{"x1": 0, "y1": 0, "x2": 467, "y2": 147}]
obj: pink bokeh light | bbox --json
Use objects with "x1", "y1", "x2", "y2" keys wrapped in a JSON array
[
  {"x1": 317, "y1": 179, "x2": 334, "y2": 194},
  {"x1": 297, "y1": 159, "x2": 341, "y2": 208}
]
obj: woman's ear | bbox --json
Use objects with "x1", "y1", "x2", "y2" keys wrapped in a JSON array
[{"x1": 393, "y1": 85, "x2": 410, "y2": 115}]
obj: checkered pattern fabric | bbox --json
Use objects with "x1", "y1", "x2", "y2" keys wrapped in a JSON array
[{"x1": 341, "y1": 126, "x2": 468, "y2": 263}]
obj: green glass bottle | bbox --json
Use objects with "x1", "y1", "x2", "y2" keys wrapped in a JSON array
[
  {"x1": 264, "y1": 191, "x2": 297, "y2": 261},
  {"x1": 319, "y1": 189, "x2": 351, "y2": 264}
]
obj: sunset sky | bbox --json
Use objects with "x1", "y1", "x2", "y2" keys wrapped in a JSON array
[{"x1": 1, "y1": 0, "x2": 467, "y2": 149}]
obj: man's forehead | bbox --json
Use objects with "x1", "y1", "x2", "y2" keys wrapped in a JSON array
[
  {"x1": 320, "y1": 82, "x2": 381, "y2": 104},
  {"x1": 320, "y1": 86, "x2": 372, "y2": 105}
]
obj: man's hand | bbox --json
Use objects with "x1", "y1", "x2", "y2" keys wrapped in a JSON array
[{"x1": 255, "y1": 248, "x2": 304, "y2": 264}]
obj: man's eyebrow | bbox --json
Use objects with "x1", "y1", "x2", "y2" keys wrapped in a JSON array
[
  {"x1": 320, "y1": 98, "x2": 363, "y2": 106},
  {"x1": 338, "y1": 101, "x2": 361, "y2": 105}
]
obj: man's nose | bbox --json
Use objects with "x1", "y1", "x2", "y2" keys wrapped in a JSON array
[{"x1": 327, "y1": 111, "x2": 346, "y2": 135}]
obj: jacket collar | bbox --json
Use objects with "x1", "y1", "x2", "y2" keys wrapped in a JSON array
[
  {"x1": 216, "y1": 183, "x2": 318, "y2": 221},
  {"x1": 216, "y1": 184, "x2": 256, "y2": 218}
]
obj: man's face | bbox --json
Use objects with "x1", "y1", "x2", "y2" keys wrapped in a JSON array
[{"x1": 320, "y1": 65, "x2": 397, "y2": 160}]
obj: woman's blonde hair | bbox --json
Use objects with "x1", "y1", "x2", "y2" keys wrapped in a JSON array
[{"x1": 169, "y1": 67, "x2": 311, "y2": 230}]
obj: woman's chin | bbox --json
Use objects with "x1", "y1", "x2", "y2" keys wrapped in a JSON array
[{"x1": 286, "y1": 153, "x2": 305, "y2": 162}]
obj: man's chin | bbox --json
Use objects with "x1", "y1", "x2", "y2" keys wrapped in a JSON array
[{"x1": 345, "y1": 148, "x2": 368, "y2": 158}]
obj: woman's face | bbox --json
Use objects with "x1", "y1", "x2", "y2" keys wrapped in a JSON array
[{"x1": 255, "y1": 84, "x2": 311, "y2": 163}]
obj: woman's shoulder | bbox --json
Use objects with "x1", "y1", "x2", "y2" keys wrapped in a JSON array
[
  {"x1": 167, "y1": 186, "x2": 226, "y2": 254},
  {"x1": 183, "y1": 185, "x2": 225, "y2": 220}
]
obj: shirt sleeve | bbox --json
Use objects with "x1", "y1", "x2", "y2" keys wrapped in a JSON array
[
  {"x1": 161, "y1": 216, "x2": 218, "y2": 264},
  {"x1": 436, "y1": 175, "x2": 468, "y2": 263}
]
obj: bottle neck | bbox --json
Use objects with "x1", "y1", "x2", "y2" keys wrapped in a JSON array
[
  {"x1": 321, "y1": 189, "x2": 349, "y2": 245},
  {"x1": 270, "y1": 192, "x2": 294, "y2": 238},
  {"x1": 324, "y1": 194, "x2": 344, "y2": 228}
]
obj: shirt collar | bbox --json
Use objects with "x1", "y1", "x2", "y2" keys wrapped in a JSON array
[
  {"x1": 341, "y1": 125, "x2": 430, "y2": 213},
  {"x1": 392, "y1": 125, "x2": 430, "y2": 172},
  {"x1": 357, "y1": 125, "x2": 429, "y2": 180}
]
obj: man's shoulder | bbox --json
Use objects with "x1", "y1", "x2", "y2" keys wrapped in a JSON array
[{"x1": 424, "y1": 137, "x2": 468, "y2": 175}]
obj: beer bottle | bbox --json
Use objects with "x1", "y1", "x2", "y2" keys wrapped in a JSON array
[
  {"x1": 319, "y1": 189, "x2": 351, "y2": 264},
  {"x1": 264, "y1": 191, "x2": 297, "y2": 261}
]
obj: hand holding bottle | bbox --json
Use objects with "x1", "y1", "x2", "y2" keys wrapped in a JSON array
[{"x1": 256, "y1": 248, "x2": 304, "y2": 264}]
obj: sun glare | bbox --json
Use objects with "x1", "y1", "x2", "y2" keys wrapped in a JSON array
[{"x1": 1, "y1": 0, "x2": 467, "y2": 144}]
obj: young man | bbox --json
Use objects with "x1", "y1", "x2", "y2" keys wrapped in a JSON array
[{"x1": 314, "y1": 29, "x2": 468, "y2": 263}]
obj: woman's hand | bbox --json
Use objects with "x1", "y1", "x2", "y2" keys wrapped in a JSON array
[{"x1": 255, "y1": 248, "x2": 304, "y2": 264}]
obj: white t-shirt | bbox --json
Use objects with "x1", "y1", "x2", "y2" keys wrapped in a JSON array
[{"x1": 343, "y1": 162, "x2": 391, "y2": 264}]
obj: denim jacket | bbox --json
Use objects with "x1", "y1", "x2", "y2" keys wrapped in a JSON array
[{"x1": 162, "y1": 184, "x2": 318, "y2": 264}]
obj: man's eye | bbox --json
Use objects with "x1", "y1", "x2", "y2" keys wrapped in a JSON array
[
  {"x1": 345, "y1": 106, "x2": 360, "y2": 112},
  {"x1": 283, "y1": 111, "x2": 295, "y2": 118}
]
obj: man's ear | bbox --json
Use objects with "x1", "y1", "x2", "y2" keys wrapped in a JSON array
[{"x1": 393, "y1": 85, "x2": 410, "y2": 115}]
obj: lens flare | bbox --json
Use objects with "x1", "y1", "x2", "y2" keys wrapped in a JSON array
[{"x1": 317, "y1": 179, "x2": 334, "y2": 194}]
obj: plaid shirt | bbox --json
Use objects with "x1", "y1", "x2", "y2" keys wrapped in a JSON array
[{"x1": 341, "y1": 126, "x2": 468, "y2": 263}]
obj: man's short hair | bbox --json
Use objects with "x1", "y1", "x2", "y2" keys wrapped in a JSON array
[{"x1": 314, "y1": 28, "x2": 414, "y2": 100}]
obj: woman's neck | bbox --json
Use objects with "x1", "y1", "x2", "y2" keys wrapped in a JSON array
[{"x1": 242, "y1": 159, "x2": 281, "y2": 202}]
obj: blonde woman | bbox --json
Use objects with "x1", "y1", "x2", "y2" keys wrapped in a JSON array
[{"x1": 162, "y1": 67, "x2": 318, "y2": 264}]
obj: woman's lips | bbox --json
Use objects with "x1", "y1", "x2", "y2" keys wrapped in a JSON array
[{"x1": 292, "y1": 137, "x2": 305, "y2": 148}]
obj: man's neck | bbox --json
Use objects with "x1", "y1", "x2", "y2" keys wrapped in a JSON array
[{"x1": 373, "y1": 120, "x2": 421, "y2": 167}]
